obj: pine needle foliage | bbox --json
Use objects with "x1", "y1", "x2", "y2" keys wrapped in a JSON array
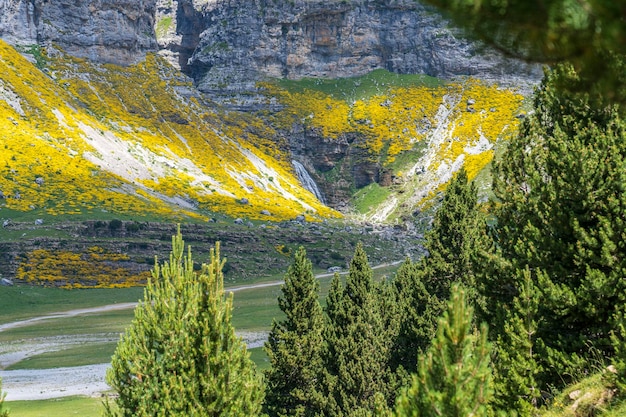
[
  {"x1": 391, "y1": 258, "x2": 437, "y2": 375},
  {"x1": 421, "y1": 1, "x2": 626, "y2": 105},
  {"x1": 395, "y1": 284, "x2": 494, "y2": 417},
  {"x1": 494, "y1": 267, "x2": 542, "y2": 415},
  {"x1": 485, "y1": 61, "x2": 626, "y2": 396},
  {"x1": 105, "y1": 227, "x2": 263, "y2": 416},
  {"x1": 323, "y1": 243, "x2": 396, "y2": 416},
  {"x1": 263, "y1": 247, "x2": 326, "y2": 417},
  {"x1": 421, "y1": 167, "x2": 487, "y2": 309}
]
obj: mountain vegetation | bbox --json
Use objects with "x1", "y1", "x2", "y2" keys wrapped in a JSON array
[
  {"x1": 0, "y1": 39, "x2": 336, "y2": 224},
  {"x1": 253, "y1": 60, "x2": 626, "y2": 416},
  {"x1": 4, "y1": 1, "x2": 626, "y2": 416},
  {"x1": 395, "y1": 285, "x2": 493, "y2": 417},
  {"x1": 0, "y1": 37, "x2": 523, "y2": 227},
  {"x1": 0, "y1": 379, "x2": 7, "y2": 417},
  {"x1": 105, "y1": 227, "x2": 263, "y2": 416},
  {"x1": 263, "y1": 247, "x2": 326, "y2": 417}
]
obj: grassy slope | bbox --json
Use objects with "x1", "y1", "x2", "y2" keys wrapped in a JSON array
[
  {"x1": 540, "y1": 372, "x2": 626, "y2": 417},
  {"x1": 0, "y1": 40, "x2": 336, "y2": 223},
  {"x1": 0, "y1": 286, "x2": 144, "y2": 323},
  {"x1": 264, "y1": 69, "x2": 525, "y2": 222},
  {"x1": 4, "y1": 396, "x2": 104, "y2": 417}
]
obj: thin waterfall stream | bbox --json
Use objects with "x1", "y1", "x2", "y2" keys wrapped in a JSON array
[{"x1": 292, "y1": 160, "x2": 326, "y2": 204}]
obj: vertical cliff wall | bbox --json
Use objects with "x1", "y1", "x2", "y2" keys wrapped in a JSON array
[
  {"x1": 154, "y1": 0, "x2": 540, "y2": 99},
  {"x1": 0, "y1": 0, "x2": 157, "y2": 65},
  {"x1": 0, "y1": 0, "x2": 539, "y2": 87}
]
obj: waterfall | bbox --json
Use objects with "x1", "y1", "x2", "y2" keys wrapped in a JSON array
[{"x1": 292, "y1": 160, "x2": 326, "y2": 204}]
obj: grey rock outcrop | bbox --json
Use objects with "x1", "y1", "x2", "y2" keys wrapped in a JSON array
[
  {"x1": 155, "y1": 0, "x2": 540, "y2": 103},
  {"x1": 1, "y1": 0, "x2": 540, "y2": 87},
  {"x1": 0, "y1": 0, "x2": 157, "y2": 65}
]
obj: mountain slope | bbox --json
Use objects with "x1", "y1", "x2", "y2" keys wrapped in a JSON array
[
  {"x1": 0, "y1": 40, "x2": 338, "y2": 222},
  {"x1": 259, "y1": 72, "x2": 525, "y2": 223}
]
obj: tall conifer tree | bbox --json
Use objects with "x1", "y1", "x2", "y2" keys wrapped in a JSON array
[
  {"x1": 421, "y1": 168, "x2": 485, "y2": 304},
  {"x1": 488, "y1": 61, "x2": 626, "y2": 389},
  {"x1": 263, "y1": 247, "x2": 326, "y2": 417},
  {"x1": 105, "y1": 227, "x2": 263, "y2": 416},
  {"x1": 395, "y1": 284, "x2": 494, "y2": 417},
  {"x1": 391, "y1": 259, "x2": 436, "y2": 375},
  {"x1": 323, "y1": 243, "x2": 396, "y2": 416},
  {"x1": 493, "y1": 268, "x2": 542, "y2": 415}
]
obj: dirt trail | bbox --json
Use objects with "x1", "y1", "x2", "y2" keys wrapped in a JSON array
[
  {"x1": 1, "y1": 261, "x2": 402, "y2": 334},
  {"x1": 0, "y1": 261, "x2": 401, "y2": 401}
]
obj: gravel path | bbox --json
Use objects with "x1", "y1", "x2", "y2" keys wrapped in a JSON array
[
  {"x1": 2, "y1": 364, "x2": 111, "y2": 401},
  {"x1": 1, "y1": 263, "x2": 401, "y2": 401}
]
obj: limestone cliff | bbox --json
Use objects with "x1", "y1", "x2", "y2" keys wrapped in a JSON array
[
  {"x1": 155, "y1": 0, "x2": 540, "y2": 102},
  {"x1": 0, "y1": 0, "x2": 157, "y2": 65}
]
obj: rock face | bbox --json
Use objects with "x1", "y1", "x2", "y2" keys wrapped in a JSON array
[
  {"x1": 150, "y1": 0, "x2": 541, "y2": 208},
  {"x1": 0, "y1": 0, "x2": 540, "y2": 83},
  {"x1": 0, "y1": 0, "x2": 541, "y2": 211},
  {"x1": 0, "y1": 0, "x2": 157, "y2": 65},
  {"x1": 155, "y1": 0, "x2": 540, "y2": 99}
]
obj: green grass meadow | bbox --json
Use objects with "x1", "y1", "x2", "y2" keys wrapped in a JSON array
[
  {"x1": 1, "y1": 265, "x2": 398, "y2": 416},
  {"x1": 276, "y1": 68, "x2": 444, "y2": 102},
  {"x1": 4, "y1": 396, "x2": 105, "y2": 417}
]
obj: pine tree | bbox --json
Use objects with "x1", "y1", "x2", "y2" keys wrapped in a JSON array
[
  {"x1": 322, "y1": 243, "x2": 396, "y2": 416},
  {"x1": 494, "y1": 267, "x2": 542, "y2": 415},
  {"x1": 391, "y1": 258, "x2": 437, "y2": 375},
  {"x1": 105, "y1": 227, "x2": 263, "y2": 416},
  {"x1": 263, "y1": 247, "x2": 326, "y2": 417},
  {"x1": 395, "y1": 284, "x2": 494, "y2": 417},
  {"x1": 487, "y1": 61, "x2": 626, "y2": 389},
  {"x1": 421, "y1": 167, "x2": 487, "y2": 307}
]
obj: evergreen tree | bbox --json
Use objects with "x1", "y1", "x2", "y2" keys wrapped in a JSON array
[
  {"x1": 421, "y1": 167, "x2": 486, "y2": 307},
  {"x1": 391, "y1": 169, "x2": 487, "y2": 377},
  {"x1": 105, "y1": 227, "x2": 263, "y2": 416},
  {"x1": 488, "y1": 61, "x2": 626, "y2": 389},
  {"x1": 421, "y1": 0, "x2": 626, "y2": 61},
  {"x1": 322, "y1": 243, "x2": 396, "y2": 416},
  {"x1": 493, "y1": 268, "x2": 542, "y2": 415},
  {"x1": 395, "y1": 284, "x2": 494, "y2": 417},
  {"x1": 420, "y1": 1, "x2": 626, "y2": 104},
  {"x1": 263, "y1": 247, "x2": 326, "y2": 417},
  {"x1": 391, "y1": 258, "x2": 436, "y2": 375}
]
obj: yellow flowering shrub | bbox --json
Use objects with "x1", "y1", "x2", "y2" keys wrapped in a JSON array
[
  {"x1": 16, "y1": 247, "x2": 150, "y2": 288},
  {"x1": 264, "y1": 77, "x2": 521, "y2": 173},
  {"x1": 432, "y1": 79, "x2": 523, "y2": 181},
  {"x1": 0, "y1": 40, "x2": 339, "y2": 221}
]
